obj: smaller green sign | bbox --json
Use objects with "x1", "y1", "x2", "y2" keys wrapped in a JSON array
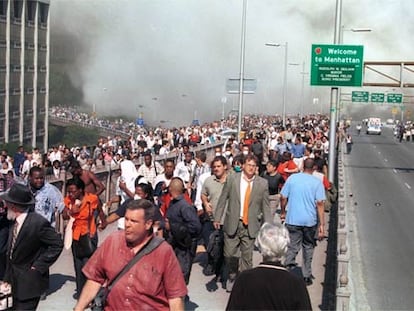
[
  {"x1": 352, "y1": 91, "x2": 369, "y2": 102},
  {"x1": 371, "y1": 93, "x2": 384, "y2": 103},
  {"x1": 387, "y1": 93, "x2": 403, "y2": 103}
]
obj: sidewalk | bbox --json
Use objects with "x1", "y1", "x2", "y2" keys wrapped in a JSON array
[{"x1": 39, "y1": 217, "x2": 328, "y2": 311}]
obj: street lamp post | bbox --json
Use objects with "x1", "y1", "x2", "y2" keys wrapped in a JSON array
[
  {"x1": 265, "y1": 42, "x2": 288, "y2": 128},
  {"x1": 237, "y1": 0, "x2": 248, "y2": 141},
  {"x1": 337, "y1": 26, "x2": 372, "y2": 120},
  {"x1": 300, "y1": 62, "x2": 309, "y2": 118}
]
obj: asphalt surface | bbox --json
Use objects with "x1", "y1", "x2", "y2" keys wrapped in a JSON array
[
  {"x1": 345, "y1": 125, "x2": 414, "y2": 310},
  {"x1": 38, "y1": 217, "x2": 329, "y2": 311}
]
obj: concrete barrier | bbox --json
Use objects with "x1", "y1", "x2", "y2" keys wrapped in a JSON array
[{"x1": 336, "y1": 142, "x2": 351, "y2": 311}]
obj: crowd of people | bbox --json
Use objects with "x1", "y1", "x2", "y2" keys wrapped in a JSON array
[{"x1": 0, "y1": 108, "x2": 348, "y2": 310}]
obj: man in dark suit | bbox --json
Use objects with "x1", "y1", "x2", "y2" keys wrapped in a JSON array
[
  {"x1": 214, "y1": 154, "x2": 271, "y2": 292},
  {"x1": 1, "y1": 183, "x2": 63, "y2": 310}
]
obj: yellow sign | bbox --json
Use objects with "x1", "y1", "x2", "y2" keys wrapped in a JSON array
[{"x1": 391, "y1": 107, "x2": 398, "y2": 115}]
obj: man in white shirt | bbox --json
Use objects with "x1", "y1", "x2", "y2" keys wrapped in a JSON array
[
  {"x1": 174, "y1": 151, "x2": 196, "y2": 192},
  {"x1": 137, "y1": 152, "x2": 164, "y2": 186}
]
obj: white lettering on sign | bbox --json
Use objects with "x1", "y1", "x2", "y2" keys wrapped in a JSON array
[
  {"x1": 327, "y1": 48, "x2": 358, "y2": 55},
  {"x1": 324, "y1": 57, "x2": 360, "y2": 64}
]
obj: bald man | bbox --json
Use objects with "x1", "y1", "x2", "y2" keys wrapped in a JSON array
[{"x1": 165, "y1": 177, "x2": 201, "y2": 286}]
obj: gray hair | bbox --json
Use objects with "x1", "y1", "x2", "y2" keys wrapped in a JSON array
[{"x1": 255, "y1": 222, "x2": 290, "y2": 263}]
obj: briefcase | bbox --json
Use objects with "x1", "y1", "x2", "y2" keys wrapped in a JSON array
[{"x1": 0, "y1": 292, "x2": 12, "y2": 311}]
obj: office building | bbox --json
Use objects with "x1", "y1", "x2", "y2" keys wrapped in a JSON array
[{"x1": 0, "y1": 0, "x2": 50, "y2": 151}]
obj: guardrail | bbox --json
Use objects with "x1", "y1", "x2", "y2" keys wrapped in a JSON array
[{"x1": 48, "y1": 116, "x2": 131, "y2": 140}]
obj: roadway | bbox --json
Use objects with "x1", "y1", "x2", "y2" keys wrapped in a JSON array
[{"x1": 345, "y1": 124, "x2": 414, "y2": 310}]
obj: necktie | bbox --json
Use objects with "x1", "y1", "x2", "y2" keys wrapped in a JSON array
[
  {"x1": 242, "y1": 181, "x2": 251, "y2": 225},
  {"x1": 10, "y1": 221, "x2": 18, "y2": 259}
]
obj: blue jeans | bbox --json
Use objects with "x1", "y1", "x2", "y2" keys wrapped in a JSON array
[{"x1": 285, "y1": 224, "x2": 317, "y2": 278}]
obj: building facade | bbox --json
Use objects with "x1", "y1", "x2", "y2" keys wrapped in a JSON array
[{"x1": 0, "y1": 0, "x2": 49, "y2": 151}]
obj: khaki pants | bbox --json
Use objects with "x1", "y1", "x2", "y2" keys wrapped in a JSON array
[{"x1": 224, "y1": 220, "x2": 255, "y2": 275}]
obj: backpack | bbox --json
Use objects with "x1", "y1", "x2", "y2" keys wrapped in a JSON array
[{"x1": 207, "y1": 230, "x2": 224, "y2": 262}]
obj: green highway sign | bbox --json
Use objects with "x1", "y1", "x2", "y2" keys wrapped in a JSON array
[
  {"x1": 310, "y1": 44, "x2": 364, "y2": 87},
  {"x1": 370, "y1": 93, "x2": 385, "y2": 103},
  {"x1": 387, "y1": 93, "x2": 403, "y2": 103},
  {"x1": 352, "y1": 91, "x2": 369, "y2": 102}
]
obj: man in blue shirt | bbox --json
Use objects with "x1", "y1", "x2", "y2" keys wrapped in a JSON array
[
  {"x1": 13, "y1": 146, "x2": 25, "y2": 177},
  {"x1": 280, "y1": 158, "x2": 325, "y2": 286},
  {"x1": 290, "y1": 135, "x2": 306, "y2": 171},
  {"x1": 28, "y1": 166, "x2": 65, "y2": 228},
  {"x1": 274, "y1": 136, "x2": 290, "y2": 155}
]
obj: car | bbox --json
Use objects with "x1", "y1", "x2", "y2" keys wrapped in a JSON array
[
  {"x1": 219, "y1": 129, "x2": 238, "y2": 139},
  {"x1": 386, "y1": 119, "x2": 395, "y2": 125}
]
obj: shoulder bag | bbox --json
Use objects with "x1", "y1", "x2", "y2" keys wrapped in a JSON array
[{"x1": 91, "y1": 236, "x2": 164, "y2": 311}]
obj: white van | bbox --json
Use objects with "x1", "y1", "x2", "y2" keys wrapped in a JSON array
[{"x1": 366, "y1": 117, "x2": 382, "y2": 135}]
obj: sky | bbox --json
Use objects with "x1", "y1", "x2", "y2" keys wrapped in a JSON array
[{"x1": 50, "y1": 0, "x2": 414, "y2": 126}]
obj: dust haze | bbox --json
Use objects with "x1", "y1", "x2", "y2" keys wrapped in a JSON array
[{"x1": 50, "y1": 0, "x2": 414, "y2": 126}]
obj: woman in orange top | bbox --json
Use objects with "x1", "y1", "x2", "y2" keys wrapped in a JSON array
[
  {"x1": 277, "y1": 151, "x2": 299, "y2": 181},
  {"x1": 63, "y1": 177, "x2": 104, "y2": 299}
]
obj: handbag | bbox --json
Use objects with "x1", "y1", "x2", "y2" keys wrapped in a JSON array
[
  {"x1": 91, "y1": 236, "x2": 164, "y2": 311},
  {"x1": 75, "y1": 233, "x2": 95, "y2": 258},
  {"x1": 73, "y1": 203, "x2": 96, "y2": 258}
]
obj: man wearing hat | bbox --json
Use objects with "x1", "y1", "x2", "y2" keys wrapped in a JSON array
[{"x1": 1, "y1": 183, "x2": 63, "y2": 310}]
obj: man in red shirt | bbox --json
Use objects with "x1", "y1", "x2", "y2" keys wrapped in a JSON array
[{"x1": 74, "y1": 199, "x2": 187, "y2": 311}]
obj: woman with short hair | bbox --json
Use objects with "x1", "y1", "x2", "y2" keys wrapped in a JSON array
[{"x1": 226, "y1": 222, "x2": 312, "y2": 311}]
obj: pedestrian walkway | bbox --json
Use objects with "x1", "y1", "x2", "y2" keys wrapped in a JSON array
[{"x1": 39, "y1": 216, "x2": 329, "y2": 310}]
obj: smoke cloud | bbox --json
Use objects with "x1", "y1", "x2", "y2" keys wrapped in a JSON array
[{"x1": 50, "y1": 0, "x2": 414, "y2": 126}]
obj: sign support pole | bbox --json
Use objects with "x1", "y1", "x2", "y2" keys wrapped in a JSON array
[
  {"x1": 328, "y1": 0, "x2": 342, "y2": 182},
  {"x1": 328, "y1": 87, "x2": 339, "y2": 182}
]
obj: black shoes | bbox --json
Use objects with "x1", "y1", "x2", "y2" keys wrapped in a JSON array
[
  {"x1": 202, "y1": 264, "x2": 215, "y2": 276},
  {"x1": 285, "y1": 264, "x2": 297, "y2": 271},
  {"x1": 225, "y1": 278, "x2": 235, "y2": 292},
  {"x1": 304, "y1": 277, "x2": 313, "y2": 286},
  {"x1": 206, "y1": 278, "x2": 219, "y2": 292}
]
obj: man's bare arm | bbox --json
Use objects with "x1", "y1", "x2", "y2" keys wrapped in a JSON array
[
  {"x1": 168, "y1": 297, "x2": 184, "y2": 311},
  {"x1": 73, "y1": 280, "x2": 102, "y2": 311}
]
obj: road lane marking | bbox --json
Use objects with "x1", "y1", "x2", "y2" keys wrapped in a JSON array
[
  {"x1": 393, "y1": 169, "x2": 397, "y2": 174},
  {"x1": 384, "y1": 158, "x2": 388, "y2": 162},
  {"x1": 405, "y1": 183, "x2": 411, "y2": 189}
]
